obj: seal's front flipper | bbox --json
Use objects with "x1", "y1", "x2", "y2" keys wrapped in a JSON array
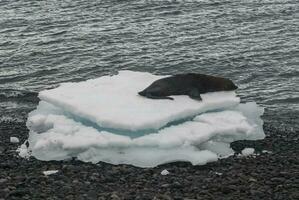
[
  {"x1": 188, "y1": 89, "x2": 202, "y2": 101},
  {"x1": 164, "y1": 96, "x2": 174, "y2": 100},
  {"x1": 146, "y1": 94, "x2": 174, "y2": 100}
]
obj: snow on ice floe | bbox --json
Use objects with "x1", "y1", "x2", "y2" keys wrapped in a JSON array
[
  {"x1": 20, "y1": 71, "x2": 265, "y2": 168},
  {"x1": 38, "y1": 71, "x2": 240, "y2": 131}
]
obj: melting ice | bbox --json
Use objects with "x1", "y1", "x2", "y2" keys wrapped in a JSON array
[{"x1": 20, "y1": 71, "x2": 265, "y2": 167}]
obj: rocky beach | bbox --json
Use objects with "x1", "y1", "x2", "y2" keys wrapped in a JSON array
[
  {"x1": 1, "y1": 117, "x2": 298, "y2": 200},
  {"x1": 1, "y1": 0, "x2": 298, "y2": 199}
]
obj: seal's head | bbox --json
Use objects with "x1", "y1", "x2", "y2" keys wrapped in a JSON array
[
  {"x1": 223, "y1": 80, "x2": 238, "y2": 91},
  {"x1": 211, "y1": 75, "x2": 238, "y2": 91},
  {"x1": 138, "y1": 86, "x2": 165, "y2": 97},
  {"x1": 138, "y1": 82, "x2": 174, "y2": 100}
]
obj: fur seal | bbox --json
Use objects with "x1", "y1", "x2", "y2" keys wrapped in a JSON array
[{"x1": 138, "y1": 73, "x2": 238, "y2": 101}]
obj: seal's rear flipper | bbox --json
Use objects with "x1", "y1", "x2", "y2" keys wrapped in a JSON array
[{"x1": 188, "y1": 89, "x2": 202, "y2": 101}]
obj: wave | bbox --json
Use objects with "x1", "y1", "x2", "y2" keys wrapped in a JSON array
[{"x1": 0, "y1": 89, "x2": 38, "y2": 103}]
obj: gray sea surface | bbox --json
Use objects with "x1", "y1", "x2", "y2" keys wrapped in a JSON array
[{"x1": 0, "y1": 0, "x2": 298, "y2": 129}]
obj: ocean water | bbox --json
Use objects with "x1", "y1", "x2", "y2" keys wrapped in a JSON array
[{"x1": 0, "y1": 0, "x2": 298, "y2": 129}]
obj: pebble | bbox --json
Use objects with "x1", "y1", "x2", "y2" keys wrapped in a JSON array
[
  {"x1": 270, "y1": 177, "x2": 285, "y2": 183},
  {"x1": 65, "y1": 195, "x2": 74, "y2": 200},
  {"x1": 0, "y1": 146, "x2": 4, "y2": 154},
  {"x1": 87, "y1": 190, "x2": 97, "y2": 199},
  {"x1": 111, "y1": 193, "x2": 121, "y2": 200},
  {"x1": 154, "y1": 194, "x2": 172, "y2": 200},
  {"x1": 173, "y1": 181, "x2": 182, "y2": 188},
  {"x1": 161, "y1": 184, "x2": 170, "y2": 188},
  {"x1": 249, "y1": 177, "x2": 257, "y2": 182},
  {"x1": 250, "y1": 189, "x2": 264, "y2": 196},
  {"x1": 0, "y1": 188, "x2": 10, "y2": 198},
  {"x1": 72, "y1": 179, "x2": 80, "y2": 184},
  {"x1": 0, "y1": 178, "x2": 7, "y2": 184}
]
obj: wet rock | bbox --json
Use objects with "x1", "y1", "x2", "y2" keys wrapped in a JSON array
[
  {"x1": 0, "y1": 146, "x2": 5, "y2": 154},
  {"x1": 72, "y1": 179, "x2": 80, "y2": 184},
  {"x1": 111, "y1": 193, "x2": 121, "y2": 200},
  {"x1": 154, "y1": 194, "x2": 172, "y2": 200}
]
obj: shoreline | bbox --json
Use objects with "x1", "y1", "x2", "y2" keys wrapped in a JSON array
[{"x1": 0, "y1": 121, "x2": 298, "y2": 200}]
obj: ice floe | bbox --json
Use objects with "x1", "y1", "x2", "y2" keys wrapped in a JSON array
[
  {"x1": 19, "y1": 71, "x2": 265, "y2": 167},
  {"x1": 241, "y1": 148, "x2": 255, "y2": 156},
  {"x1": 43, "y1": 170, "x2": 59, "y2": 176}
]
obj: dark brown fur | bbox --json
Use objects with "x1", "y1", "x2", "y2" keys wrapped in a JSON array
[{"x1": 138, "y1": 73, "x2": 238, "y2": 100}]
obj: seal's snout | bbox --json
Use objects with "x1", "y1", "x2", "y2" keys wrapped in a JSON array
[
  {"x1": 229, "y1": 81, "x2": 238, "y2": 90},
  {"x1": 138, "y1": 90, "x2": 146, "y2": 96}
]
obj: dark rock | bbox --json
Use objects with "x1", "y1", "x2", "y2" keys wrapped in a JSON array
[
  {"x1": 0, "y1": 146, "x2": 5, "y2": 154},
  {"x1": 173, "y1": 181, "x2": 182, "y2": 188},
  {"x1": 248, "y1": 177, "x2": 257, "y2": 182},
  {"x1": 9, "y1": 188, "x2": 30, "y2": 197},
  {"x1": 174, "y1": 196, "x2": 183, "y2": 200},
  {"x1": 0, "y1": 178, "x2": 7, "y2": 184},
  {"x1": 0, "y1": 161, "x2": 16, "y2": 169},
  {"x1": 87, "y1": 190, "x2": 97, "y2": 199},
  {"x1": 65, "y1": 195, "x2": 74, "y2": 200},
  {"x1": 0, "y1": 188, "x2": 10, "y2": 198},
  {"x1": 250, "y1": 189, "x2": 264, "y2": 197},
  {"x1": 270, "y1": 177, "x2": 285, "y2": 183}
]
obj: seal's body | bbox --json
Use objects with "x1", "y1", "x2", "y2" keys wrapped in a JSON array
[{"x1": 138, "y1": 73, "x2": 238, "y2": 100}]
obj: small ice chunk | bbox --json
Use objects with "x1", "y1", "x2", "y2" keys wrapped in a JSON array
[
  {"x1": 43, "y1": 170, "x2": 59, "y2": 176},
  {"x1": 215, "y1": 172, "x2": 223, "y2": 176},
  {"x1": 17, "y1": 144, "x2": 29, "y2": 158},
  {"x1": 241, "y1": 148, "x2": 255, "y2": 156},
  {"x1": 161, "y1": 169, "x2": 170, "y2": 176},
  {"x1": 10, "y1": 137, "x2": 19, "y2": 143},
  {"x1": 262, "y1": 150, "x2": 272, "y2": 154}
]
